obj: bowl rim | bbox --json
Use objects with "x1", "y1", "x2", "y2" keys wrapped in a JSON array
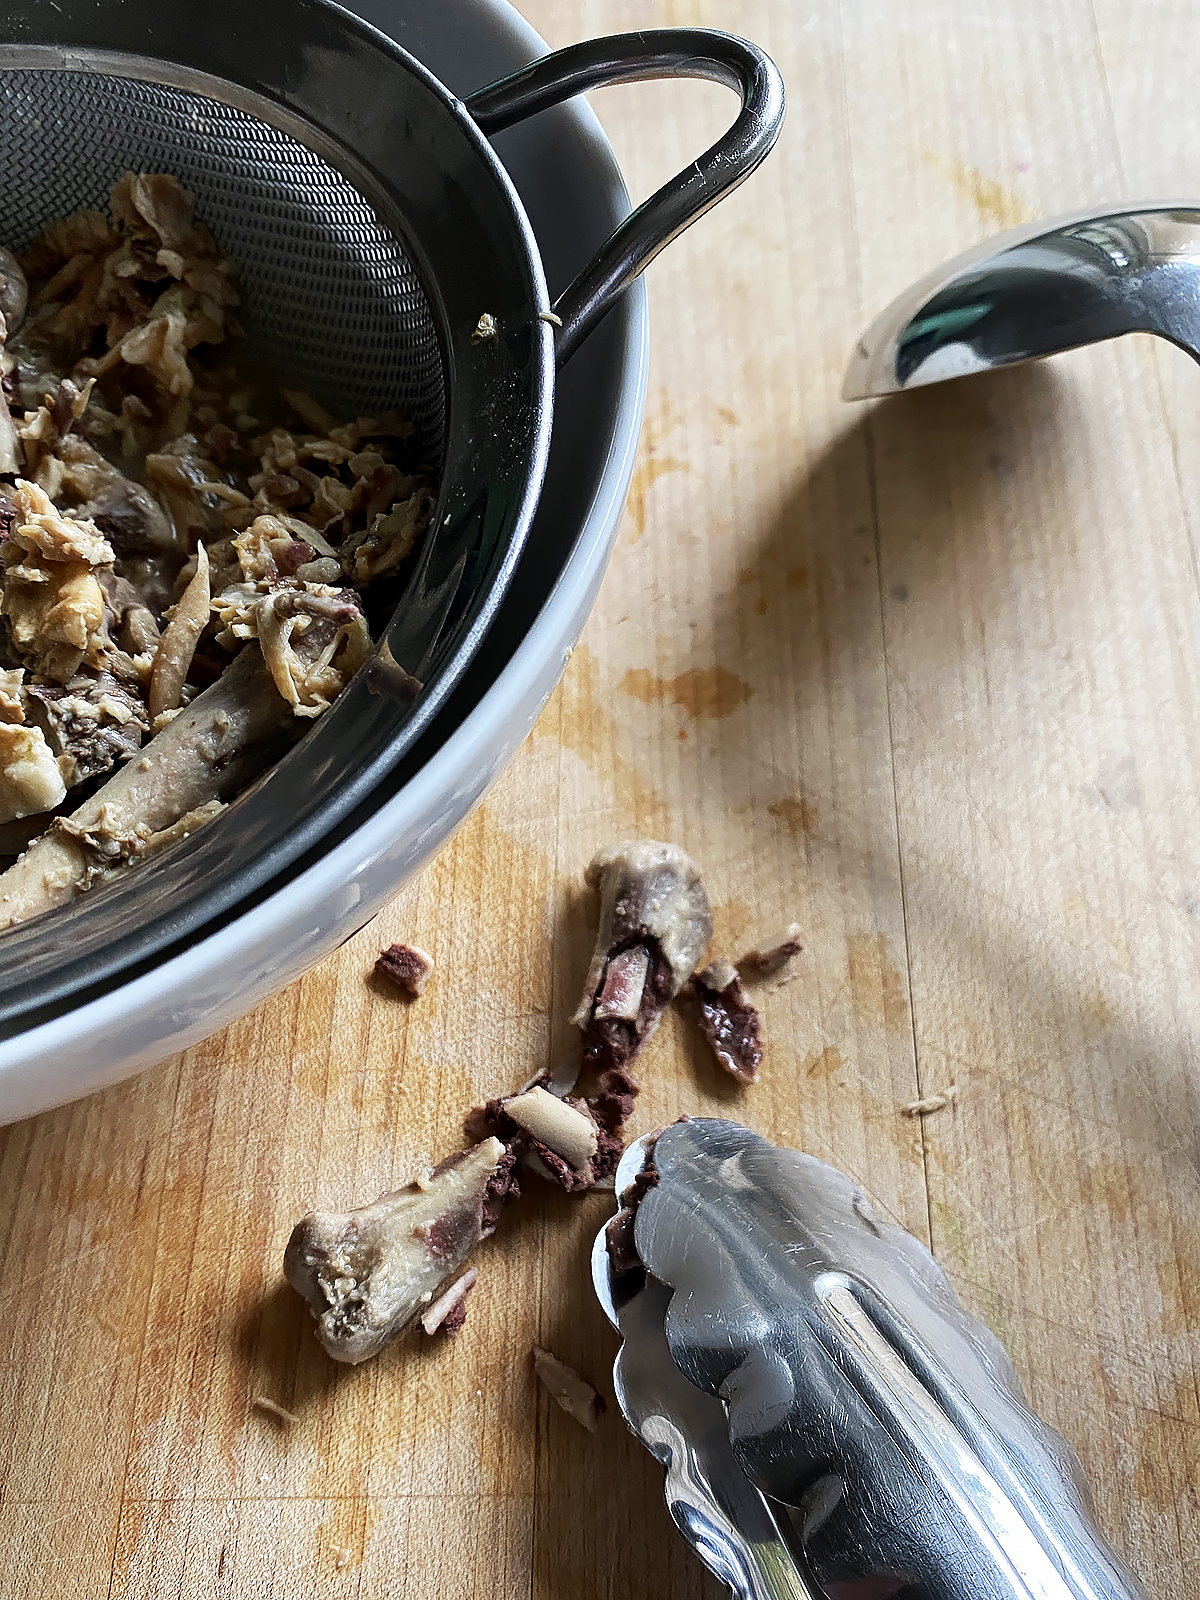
[{"x1": 0, "y1": 0, "x2": 649, "y2": 1117}]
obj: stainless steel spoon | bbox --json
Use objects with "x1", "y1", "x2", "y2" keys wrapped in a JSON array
[{"x1": 843, "y1": 203, "x2": 1200, "y2": 398}]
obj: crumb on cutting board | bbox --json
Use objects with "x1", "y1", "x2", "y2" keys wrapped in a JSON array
[
  {"x1": 901, "y1": 1084, "x2": 957, "y2": 1117},
  {"x1": 251, "y1": 1394, "x2": 300, "y2": 1425},
  {"x1": 532, "y1": 1345, "x2": 606, "y2": 1432},
  {"x1": 738, "y1": 922, "x2": 803, "y2": 977}
]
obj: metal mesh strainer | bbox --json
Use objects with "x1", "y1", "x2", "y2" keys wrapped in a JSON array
[
  {"x1": 0, "y1": 1, "x2": 784, "y2": 1028},
  {"x1": 1, "y1": 67, "x2": 445, "y2": 456}
]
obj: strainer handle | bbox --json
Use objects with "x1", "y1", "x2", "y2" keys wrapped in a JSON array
[{"x1": 465, "y1": 29, "x2": 785, "y2": 365}]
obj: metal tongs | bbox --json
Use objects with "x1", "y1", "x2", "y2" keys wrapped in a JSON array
[{"x1": 591, "y1": 1118, "x2": 1147, "y2": 1600}]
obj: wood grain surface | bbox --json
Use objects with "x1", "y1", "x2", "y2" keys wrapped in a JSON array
[{"x1": 2, "y1": 0, "x2": 1198, "y2": 1593}]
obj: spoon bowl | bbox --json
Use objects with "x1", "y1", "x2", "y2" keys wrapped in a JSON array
[{"x1": 844, "y1": 203, "x2": 1200, "y2": 399}]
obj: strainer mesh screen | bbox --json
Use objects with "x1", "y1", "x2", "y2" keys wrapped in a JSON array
[{"x1": 0, "y1": 69, "x2": 445, "y2": 454}]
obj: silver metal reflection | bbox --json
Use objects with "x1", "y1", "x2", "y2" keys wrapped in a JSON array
[
  {"x1": 844, "y1": 203, "x2": 1200, "y2": 398},
  {"x1": 591, "y1": 1140, "x2": 816, "y2": 1600},
  {"x1": 595, "y1": 1118, "x2": 1147, "y2": 1600}
]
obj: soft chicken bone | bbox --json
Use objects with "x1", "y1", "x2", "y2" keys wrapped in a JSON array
[
  {"x1": 421, "y1": 1267, "x2": 478, "y2": 1336},
  {"x1": 0, "y1": 643, "x2": 294, "y2": 928},
  {"x1": 148, "y1": 540, "x2": 209, "y2": 718},
  {"x1": 532, "y1": 1346, "x2": 606, "y2": 1432},
  {"x1": 504, "y1": 1086, "x2": 597, "y2": 1170},
  {"x1": 689, "y1": 958, "x2": 764, "y2": 1083},
  {"x1": 572, "y1": 840, "x2": 712, "y2": 1088},
  {"x1": 464, "y1": 1086, "x2": 620, "y2": 1192},
  {"x1": 375, "y1": 941, "x2": 433, "y2": 997},
  {"x1": 739, "y1": 922, "x2": 803, "y2": 977},
  {"x1": 284, "y1": 1137, "x2": 508, "y2": 1364}
]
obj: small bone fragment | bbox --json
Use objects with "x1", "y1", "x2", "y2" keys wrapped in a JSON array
[
  {"x1": 421, "y1": 1267, "x2": 478, "y2": 1335},
  {"x1": 901, "y1": 1085, "x2": 957, "y2": 1117},
  {"x1": 252, "y1": 1394, "x2": 300, "y2": 1425},
  {"x1": 374, "y1": 940, "x2": 433, "y2": 996},
  {"x1": 739, "y1": 922, "x2": 803, "y2": 976},
  {"x1": 689, "y1": 958, "x2": 764, "y2": 1083},
  {"x1": 148, "y1": 540, "x2": 210, "y2": 718},
  {"x1": 592, "y1": 945, "x2": 649, "y2": 1021},
  {"x1": 532, "y1": 1346, "x2": 606, "y2": 1432},
  {"x1": 516, "y1": 1058, "x2": 579, "y2": 1098},
  {"x1": 284, "y1": 1137, "x2": 509, "y2": 1363},
  {"x1": 503, "y1": 1086, "x2": 598, "y2": 1171}
]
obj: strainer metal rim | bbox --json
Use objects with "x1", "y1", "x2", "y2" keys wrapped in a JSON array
[
  {"x1": 0, "y1": 0, "x2": 650, "y2": 1105},
  {"x1": 0, "y1": 0, "x2": 560, "y2": 1013},
  {"x1": 0, "y1": 2, "x2": 785, "y2": 1026}
]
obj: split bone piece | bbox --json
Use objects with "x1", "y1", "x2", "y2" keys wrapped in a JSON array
[
  {"x1": 0, "y1": 642, "x2": 295, "y2": 927},
  {"x1": 572, "y1": 839, "x2": 712, "y2": 1076},
  {"x1": 284, "y1": 1137, "x2": 509, "y2": 1364},
  {"x1": 503, "y1": 1086, "x2": 598, "y2": 1172}
]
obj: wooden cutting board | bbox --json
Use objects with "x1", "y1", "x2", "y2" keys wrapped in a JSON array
[{"x1": 2, "y1": 0, "x2": 1197, "y2": 1593}]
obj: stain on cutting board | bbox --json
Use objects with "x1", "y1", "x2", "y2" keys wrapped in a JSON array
[
  {"x1": 710, "y1": 895, "x2": 755, "y2": 951},
  {"x1": 553, "y1": 645, "x2": 670, "y2": 829},
  {"x1": 803, "y1": 1044, "x2": 843, "y2": 1080},
  {"x1": 922, "y1": 150, "x2": 1033, "y2": 230},
  {"x1": 624, "y1": 453, "x2": 690, "y2": 540},
  {"x1": 846, "y1": 932, "x2": 910, "y2": 1033},
  {"x1": 618, "y1": 665, "x2": 754, "y2": 719},
  {"x1": 769, "y1": 796, "x2": 820, "y2": 838}
]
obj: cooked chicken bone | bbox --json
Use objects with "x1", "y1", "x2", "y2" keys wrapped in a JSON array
[
  {"x1": 532, "y1": 1346, "x2": 606, "y2": 1432},
  {"x1": 0, "y1": 643, "x2": 293, "y2": 927},
  {"x1": 284, "y1": 1137, "x2": 510, "y2": 1364},
  {"x1": 688, "y1": 958, "x2": 764, "y2": 1084},
  {"x1": 148, "y1": 540, "x2": 209, "y2": 718},
  {"x1": 572, "y1": 839, "x2": 713, "y2": 1079}
]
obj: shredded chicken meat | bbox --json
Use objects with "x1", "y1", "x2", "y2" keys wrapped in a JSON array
[{"x1": 0, "y1": 172, "x2": 435, "y2": 914}]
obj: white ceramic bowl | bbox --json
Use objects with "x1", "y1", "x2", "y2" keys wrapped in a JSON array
[{"x1": 0, "y1": 0, "x2": 648, "y2": 1123}]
